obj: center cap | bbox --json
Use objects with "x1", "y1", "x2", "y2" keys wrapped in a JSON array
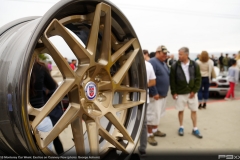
[{"x1": 84, "y1": 81, "x2": 97, "y2": 100}]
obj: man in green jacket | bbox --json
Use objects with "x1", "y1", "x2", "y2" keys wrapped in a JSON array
[
  {"x1": 170, "y1": 47, "x2": 203, "y2": 138},
  {"x1": 222, "y1": 54, "x2": 230, "y2": 71}
]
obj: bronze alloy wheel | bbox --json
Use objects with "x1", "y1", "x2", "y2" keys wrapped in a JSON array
[{"x1": 0, "y1": 0, "x2": 147, "y2": 159}]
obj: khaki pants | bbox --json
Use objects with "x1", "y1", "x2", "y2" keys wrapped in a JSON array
[{"x1": 147, "y1": 97, "x2": 166, "y2": 125}]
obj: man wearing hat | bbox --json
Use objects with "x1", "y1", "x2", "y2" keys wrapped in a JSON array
[{"x1": 147, "y1": 45, "x2": 170, "y2": 146}]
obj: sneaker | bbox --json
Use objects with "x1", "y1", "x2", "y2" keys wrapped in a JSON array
[
  {"x1": 138, "y1": 147, "x2": 146, "y2": 157},
  {"x1": 153, "y1": 130, "x2": 166, "y2": 137},
  {"x1": 224, "y1": 97, "x2": 231, "y2": 101},
  {"x1": 147, "y1": 135, "x2": 158, "y2": 146},
  {"x1": 192, "y1": 129, "x2": 203, "y2": 139},
  {"x1": 178, "y1": 128, "x2": 184, "y2": 136}
]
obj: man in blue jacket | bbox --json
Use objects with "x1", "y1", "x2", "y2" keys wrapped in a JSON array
[{"x1": 147, "y1": 45, "x2": 170, "y2": 146}]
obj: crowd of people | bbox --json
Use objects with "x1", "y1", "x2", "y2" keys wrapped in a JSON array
[{"x1": 138, "y1": 46, "x2": 240, "y2": 156}]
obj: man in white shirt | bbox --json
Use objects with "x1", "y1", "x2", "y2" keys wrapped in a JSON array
[
  {"x1": 170, "y1": 47, "x2": 203, "y2": 139},
  {"x1": 138, "y1": 59, "x2": 156, "y2": 156}
]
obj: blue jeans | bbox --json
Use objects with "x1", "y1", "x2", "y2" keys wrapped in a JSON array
[
  {"x1": 198, "y1": 77, "x2": 210, "y2": 102},
  {"x1": 37, "y1": 116, "x2": 53, "y2": 151}
]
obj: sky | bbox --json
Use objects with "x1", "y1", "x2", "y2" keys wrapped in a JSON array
[{"x1": 1, "y1": 0, "x2": 240, "y2": 60}]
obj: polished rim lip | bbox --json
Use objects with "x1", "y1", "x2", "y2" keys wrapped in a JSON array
[
  {"x1": 0, "y1": 16, "x2": 40, "y2": 36},
  {"x1": 0, "y1": 0, "x2": 147, "y2": 155}
]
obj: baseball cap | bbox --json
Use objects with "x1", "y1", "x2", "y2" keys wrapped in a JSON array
[{"x1": 156, "y1": 45, "x2": 170, "y2": 53}]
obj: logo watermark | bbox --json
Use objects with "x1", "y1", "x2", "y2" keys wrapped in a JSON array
[{"x1": 218, "y1": 155, "x2": 240, "y2": 159}]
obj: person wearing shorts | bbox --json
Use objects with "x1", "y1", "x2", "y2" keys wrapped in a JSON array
[
  {"x1": 147, "y1": 45, "x2": 170, "y2": 146},
  {"x1": 170, "y1": 47, "x2": 203, "y2": 139}
]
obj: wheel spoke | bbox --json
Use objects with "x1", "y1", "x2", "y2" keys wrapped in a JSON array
[
  {"x1": 98, "y1": 81, "x2": 112, "y2": 91},
  {"x1": 86, "y1": 3, "x2": 102, "y2": 57},
  {"x1": 99, "y1": 127, "x2": 128, "y2": 154},
  {"x1": 98, "y1": 4, "x2": 111, "y2": 66},
  {"x1": 68, "y1": 85, "x2": 80, "y2": 104},
  {"x1": 112, "y1": 48, "x2": 139, "y2": 85},
  {"x1": 90, "y1": 65, "x2": 103, "y2": 79},
  {"x1": 71, "y1": 111, "x2": 85, "y2": 155},
  {"x1": 105, "y1": 112, "x2": 133, "y2": 143},
  {"x1": 42, "y1": 33, "x2": 75, "y2": 79},
  {"x1": 28, "y1": 104, "x2": 41, "y2": 116},
  {"x1": 111, "y1": 38, "x2": 136, "y2": 66},
  {"x1": 86, "y1": 120, "x2": 99, "y2": 155},
  {"x1": 44, "y1": 19, "x2": 92, "y2": 64},
  {"x1": 31, "y1": 79, "x2": 75, "y2": 130},
  {"x1": 93, "y1": 100, "x2": 108, "y2": 114},
  {"x1": 59, "y1": 14, "x2": 94, "y2": 26},
  {"x1": 113, "y1": 101, "x2": 145, "y2": 112},
  {"x1": 34, "y1": 103, "x2": 80, "y2": 149},
  {"x1": 75, "y1": 65, "x2": 90, "y2": 78}
]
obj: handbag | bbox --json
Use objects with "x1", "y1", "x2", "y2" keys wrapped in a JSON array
[{"x1": 209, "y1": 60, "x2": 216, "y2": 79}]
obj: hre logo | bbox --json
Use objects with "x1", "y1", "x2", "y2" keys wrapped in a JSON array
[
  {"x1": 89, "y1": 86, "x2": 94, "y2": 97},
  {"x1": 85, "y1": 82, "x2": 97, "y2": 100}
]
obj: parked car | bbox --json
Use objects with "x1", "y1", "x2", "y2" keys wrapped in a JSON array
[{"x1": 209, "y1": 67, "x2": 229, "y2": 96}]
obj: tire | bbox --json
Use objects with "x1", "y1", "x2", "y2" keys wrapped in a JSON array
[{"x1": 0, "y1": 0, "x2": 147, "y2": 158}]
